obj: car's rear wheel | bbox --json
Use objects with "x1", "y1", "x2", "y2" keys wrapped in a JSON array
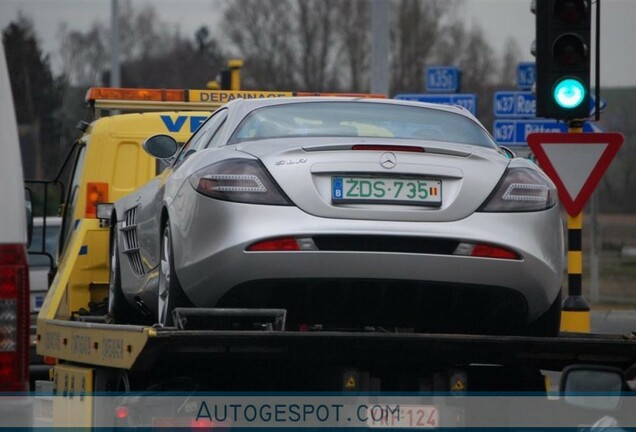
[
  {"x1": 108, "y1": 228, "x2": 140, "y2": 324},
  {"x1": 157, "y1": 222, "x2": 188, "y2": 327}
]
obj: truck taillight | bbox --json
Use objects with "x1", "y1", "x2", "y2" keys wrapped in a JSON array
[
  {"x1": 86, "y1": 182, "x2": 109, "y2": 218},
  {"x1": 0, "y1": 244, "x2": 29, "y2": 392}
]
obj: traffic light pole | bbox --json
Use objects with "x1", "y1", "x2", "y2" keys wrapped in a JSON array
[{"x1": 561, "y1": 120, "x2": 591, "y2": 333}]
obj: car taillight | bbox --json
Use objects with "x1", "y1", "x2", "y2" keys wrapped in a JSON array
[
  {"x1": 247, "y1": 238, "x2": 301, "y2": 251},
  {"x1": 454, "y1": 242, "x2": 521, "y2": 260},
  {"x1": 189, "y1": 159, "x2": 292, "y2": 205},
  {"x1": 479, "y1": 167, "x2": 557, "y2": 212},
  {"x1": 247, "y1": 237, "x2": 317, "y2": 252},
  {"x1": 352, "y1": 145, "x2": 425, "y2": 152},
  {"x1": 0, "y1": 244, "x2": 29, "y2": 392}
]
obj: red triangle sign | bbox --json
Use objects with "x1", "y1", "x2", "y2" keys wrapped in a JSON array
[{"x1": 527, "y1": 132, "x2": 624, "y2": 216}]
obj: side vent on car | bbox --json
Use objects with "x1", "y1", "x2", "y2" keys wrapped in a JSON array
[{"x1": 122, "y1": 206, "x2": 145, "y2": 275}]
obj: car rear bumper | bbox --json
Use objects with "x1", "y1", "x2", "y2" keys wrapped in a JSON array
[{"x1": 166, "y1": 188, "x2": 564, "y2": 326}]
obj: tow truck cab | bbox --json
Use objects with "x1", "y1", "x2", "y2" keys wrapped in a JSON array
[{"x1": 48, "y1": 90, "x2": 215, "y2": 322}]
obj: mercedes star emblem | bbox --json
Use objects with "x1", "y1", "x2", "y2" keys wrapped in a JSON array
[{"x1": 380, "y1": 152, "x2": 397, "y2": 169}]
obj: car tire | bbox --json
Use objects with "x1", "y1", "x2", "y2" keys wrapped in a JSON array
[
  {"x1": 157, "y1": 222, "x2": 188, "y2": 327},
  {"x1": 108, "y1": 228, "x2": 142, "y2": 324},
  {"x1": 524, "y1": 291, "x2": 562, "y2": 337}
]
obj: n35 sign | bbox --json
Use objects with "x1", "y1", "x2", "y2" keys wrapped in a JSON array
[{"x1": 425, "y1": 67, "x2": 460, "y2": 93}]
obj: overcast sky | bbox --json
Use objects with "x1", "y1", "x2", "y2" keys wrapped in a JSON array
[{"x1": 1, "y1": 0, "x2": 635, "y2": 87}]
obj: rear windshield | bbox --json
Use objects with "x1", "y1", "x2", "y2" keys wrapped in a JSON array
[{"x1": 229, "y1": 101, "x2": 498, "y2": 148}]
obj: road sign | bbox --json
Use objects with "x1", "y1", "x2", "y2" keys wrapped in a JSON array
[
  {"x1": 590, "y1": 94, "x2": 607, "y2": 117},
  {"x1": 494, "y1": 91, "x2": 605, "y2": 119},
  {"x1": 494, "y1": 91, "x2": 536, "y2": 118},
  {"x1": 493, "y1": 119, "x2": 597, "y2": 145},
  {"x1": 425, "y1": 66, "x2": 460, "y2": 93},
  {"x1": 527, "y1": 132, "x2": 624, "y2": 216},
  {"x1": 395, "y1": 93, "x2": 477, "y2": 116},
  {"x1": 517, "y1": 62, "x2": 536, "y2": 90}
]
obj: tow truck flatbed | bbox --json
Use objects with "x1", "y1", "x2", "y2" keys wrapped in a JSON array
[
  {"x1": 40, "y1": 314, "x2": 636, "y2": 372},
  {"x1": 144, "y1": 329, "x2": 636, "y2": 371}
]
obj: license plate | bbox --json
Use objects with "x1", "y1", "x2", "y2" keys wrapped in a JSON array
[
  {"x1": 366, "y1": 404, "x2": 439, "y2": 428},
  {"x1": 332, "y1": 176, "x2": 442, "y2": 206}
]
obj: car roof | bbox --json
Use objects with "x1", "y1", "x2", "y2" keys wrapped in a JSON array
[{"x1": 227, "y1": 96, "x2": 475, "y2": 117}]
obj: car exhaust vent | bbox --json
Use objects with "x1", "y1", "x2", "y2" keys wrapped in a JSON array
[
  {"x1": 312, "y1": 235, "x2": 459, "y2": 255},
  {"x1": 122, "y1": 207, "x2": 145, "y2": 275}
]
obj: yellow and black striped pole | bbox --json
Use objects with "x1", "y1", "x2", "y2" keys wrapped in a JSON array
[
  {"x1": 561, "y1": 212, "x2": 590, "y2": 332},
  {"x1": 561, "y1": 121, "x2": 591, "y2": 332}
]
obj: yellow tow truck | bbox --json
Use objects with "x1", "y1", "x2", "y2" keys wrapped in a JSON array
[{"x1": 30, "y1": 87, "x2": 636, "y2": 428}]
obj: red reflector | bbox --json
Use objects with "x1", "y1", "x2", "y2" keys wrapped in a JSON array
[
  {"x1": 115, "y1": 406, "x2": 129, "y2": 419},
  {"x1": 471, "y1": 244, "x2": 520, "y2": 260},
  {"x1": 352, "y1": 145, "x2": 424, "y2": 153},
  {"x1": 247, "y1": 238, "x2": 300, "y2": 252},
  {"x1": 43, "y1": 356, "x2": 57, "y2": 366},
  {"x1": 191, "y1": 418, "x2": 215, "y2": 428}
]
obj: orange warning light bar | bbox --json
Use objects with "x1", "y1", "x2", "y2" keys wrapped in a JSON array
[
  {"x1": 86, "y1": 87, "x2": 387, "y2": 105},
  {"x1": 86, "y1": 87, "x2": 186, "y2": 103}
]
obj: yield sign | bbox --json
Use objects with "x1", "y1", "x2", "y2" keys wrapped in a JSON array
[{"x1": 527, "y1": 132, "x2": 624, "y2": 216}]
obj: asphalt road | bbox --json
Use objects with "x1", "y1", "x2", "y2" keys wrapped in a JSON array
[{"x1": 591, "y1": 309, "x2": 636, "y2": 334}]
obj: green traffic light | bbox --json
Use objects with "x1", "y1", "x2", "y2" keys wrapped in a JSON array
[{"x1": 553, "y1": 78, "x2": 586, "y2": 109}]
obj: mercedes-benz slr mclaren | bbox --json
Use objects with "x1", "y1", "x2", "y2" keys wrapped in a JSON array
[{"x1": 107, "y1": 97, "x2": 564, "y2": 335}]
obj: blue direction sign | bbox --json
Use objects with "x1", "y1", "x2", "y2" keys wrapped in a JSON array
[
  {"x1": 493, "y1": 119, "x2": 597, "y2": 146},
  {"x1": 395, "y1": 93, "x2": 477, "y2": 116},
  {"x1": 494, "y1": 91, "x2": 605, "y2": 119},
  {"x1": 517, "y1": 62, "x2": 536, "y2": 90},
  {"x1": 590, "y1": 95, "x2": 607, "y2": 116},
  {"x1": 425, "y1": 66, "x2": 461, "y2": 93},
  {"x1": 494, "y1": 91, "x2": 536, "y2": 118}
]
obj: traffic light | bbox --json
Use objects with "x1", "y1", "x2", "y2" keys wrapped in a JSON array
[{"x1": 535, "y1": 0, "x2": 591, "y2": 120}]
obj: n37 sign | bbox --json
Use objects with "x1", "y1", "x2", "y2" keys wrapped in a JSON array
[{"x1": 493, "y1": 92, "x2": 536, "y2": 118}]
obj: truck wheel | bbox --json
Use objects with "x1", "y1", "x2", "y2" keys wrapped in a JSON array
[
  {"x1": 108, "y1": 229, "x2": 141, "y2": 324},
  {"x1": 157, "y1": 223, "x2": 187, "y2": 327},
  {"x1": 524, "y1": 291, "x2": 562, "y2": 337}
]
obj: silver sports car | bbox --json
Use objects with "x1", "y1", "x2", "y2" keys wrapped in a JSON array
[{"x1": 108, "y1": 97, "x2": 565, "y2": 336}]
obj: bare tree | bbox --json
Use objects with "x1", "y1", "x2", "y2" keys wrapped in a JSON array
[
  {"x1": 58, "y1": 22, "x2": 107, "y2": 86},
  {"x1": 500, "y1": 37, "x2": 522, "y2": 88},
  {"x1": 335, "y1": 0, "x2": 370, "y2": 92},
  {"x1": 297, "y1": 0, "x2": 339, "y2": 90},
  {"x1": 222, "y1": 0, "x2": 299, "y2": 90},
  {"x1": 57, "y1": 0, "x2": 183, "y2": 87},
  {"x1": 390, "y1": 0, "x2": 454, "y2": 95},
  {"x1": 118, "y1": 1, "x2": 174, "y2": 61},
  {"x1": 121, "y1": 30, "x2": 224, "y2": 88}
]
